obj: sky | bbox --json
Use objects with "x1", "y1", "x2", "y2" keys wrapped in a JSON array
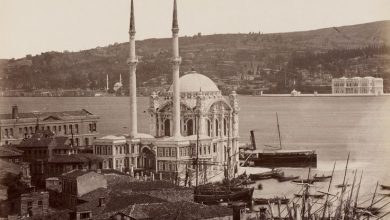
[{"x1": 0, "y1": 0, "x2": 390, "y2": 59}]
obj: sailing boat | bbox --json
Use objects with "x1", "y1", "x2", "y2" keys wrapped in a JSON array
[
  {"x1": 193, "y1": 114, "x2": 254, "y2": 205},
  {"x1": 246, "y1": 112, "x2": 317, "y2": 168}
]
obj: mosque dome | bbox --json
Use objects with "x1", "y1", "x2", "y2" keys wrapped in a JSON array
[{"x1": 169, "y1": 71, "x2": 219, "y2": 93}]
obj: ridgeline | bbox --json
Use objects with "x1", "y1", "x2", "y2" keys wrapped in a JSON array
[{"x1": 1, "y1": 20, "x2": 390, "y2": 95}]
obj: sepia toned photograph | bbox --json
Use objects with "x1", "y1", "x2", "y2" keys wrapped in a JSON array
[{"x1": 0, "y1": 0, "x2": 390, "y2": 219}]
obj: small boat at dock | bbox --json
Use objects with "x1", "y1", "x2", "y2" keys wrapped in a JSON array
[
  {"x1": 194, "y1": 186, "x2": 254, "y2": 205},
  {"x1": 335, "y1": 183, "x2": 351, "y2": 188},
  {"x1": 242, "y1": 113, "x2": 317, "y2": 168},
  {"x1": 313, "y1": 174, "x2": 332, "y2": 181},
  {"x1": 292, "y1": 178, "x2": 317, "y2": 184},
  {"x1": 253, "y1": 197, "x2": 289, "y2": 205},
  {"x1": 276, "y1": 175, "x2": 299, "y2": 182},
  {"x1": 380, "y1": 184, "x2": 390, "y2": 190},
  {"x1": 249, "y1": 169, "x2": 284, "y2": 180},
  {"x1": 294, "y1": 193, "x2": 325, "y2": 199}
]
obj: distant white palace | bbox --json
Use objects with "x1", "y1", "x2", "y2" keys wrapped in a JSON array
[{"x1": 332, "y1": 76, "x2": 383, "y2": 95}]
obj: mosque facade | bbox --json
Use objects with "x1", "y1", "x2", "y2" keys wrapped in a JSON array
[{"x1": 93, "y1": 0, "x2": 240, "y2": 181}]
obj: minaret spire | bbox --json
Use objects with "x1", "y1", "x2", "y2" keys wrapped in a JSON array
[
  {"x1": 128, "y1": 0, "x2": 138, "y2": 138},
  {"x1": 129, "y1": 0, "x2": 135, "y2": 35},
  {"x1": 172, "y1": 0, "x2": 179, "y2": 31},
  {"x1": 171, "y1": 0, "x2": 181, "y2": 138}
]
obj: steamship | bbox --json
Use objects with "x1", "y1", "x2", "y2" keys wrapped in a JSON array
[{"x1": 241, "y1": 113, "x2": 317, "y2": 168}]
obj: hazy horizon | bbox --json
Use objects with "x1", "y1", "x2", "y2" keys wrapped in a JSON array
[{"x1": 1, "y1": 0, "x2": 390, "y2": 59}]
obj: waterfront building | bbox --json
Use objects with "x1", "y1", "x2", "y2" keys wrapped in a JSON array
[
  {"x1": 93, "y1": 135, "x2": 139, "y2": 171},
  {"x1": 93, "y1": 0, "x2": 240, "y2": 181},
  {"x1": 0, "y1": 105, "x2": 99, "y2": 146},
  {"x1": 332, "y1": 76, "x2": 384, "y2": 95},
  {"x1": 91, "y1": 1, "x2": 239, "y2": 182}
]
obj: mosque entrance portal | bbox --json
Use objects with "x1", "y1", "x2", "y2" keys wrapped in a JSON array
[{"x1": 138, "y1": 146, "x2": 156, "y2": 171}]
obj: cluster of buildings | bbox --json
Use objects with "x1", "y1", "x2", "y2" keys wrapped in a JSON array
[
  {"x1": 0, "y1": 105, "x2": 99, "y2": 146},
  {"x1": 0, "y1": 0, "x2": 242, "y2": 219},
  {"x1": 332, "y1": 76, "x2": 384, "y2": 95}
]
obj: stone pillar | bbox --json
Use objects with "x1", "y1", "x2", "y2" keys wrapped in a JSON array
[
  {"x1": 229, "y1": 91, "x2": 240, "y2": 163},
  {"x1": 128, "y1": 0, "x2": 138, "y2": 138},
  {"x1": 149, "y1": 92, "x2": 159, "y2": 136},
  {"x1": 171, "y1": 0, "x2": 181, "y2": 138}
]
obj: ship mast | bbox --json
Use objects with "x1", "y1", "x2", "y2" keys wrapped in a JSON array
[
  {"x1": 195, "y1": 113, "x2": 199, "y2": 190},
  {"x1": 276, "y1": 112, "x2": 282, "y2": 150}
]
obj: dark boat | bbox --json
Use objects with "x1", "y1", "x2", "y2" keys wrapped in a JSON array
[
  {"x1": 335, "y1": 183, "x2": 351, "y2": 188},
  {"x1": 276, "y1": 175, "x2": 299, "y2": 182},
  {"x1": 249, "y1": 169, "x2": 284, "y2": 180},
  {"x1": 294, "y1": 193, "x2": 325, "y2": 199},
  {"x1": 380, "y1": 184, "x2": 390, "y2": 190},
  {"x1": 253, "y1": 197, "x2": 289, "y2": 205},
  {"x1": 292, "y1": 178, "x2": 317, "y2": 184},
  {"x1": 194, "y1": 186, "x2": 254, "y2": 205},
  {"x1": 313, "y1": 174, "x2": 332, "y2": 181},
  {"x1": 243, "y1": 113, "x2": 317, "y2": 168}
]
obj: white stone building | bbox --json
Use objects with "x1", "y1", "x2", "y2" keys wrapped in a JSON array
[
  {"x1": 332, "y1": 76, "x2": 383, "y2": 95},
  {"x1": 93, "y1": 0, "x2": 239, "y2": 180}
]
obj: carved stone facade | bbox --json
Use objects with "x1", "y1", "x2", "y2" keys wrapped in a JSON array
[{"x1": 143, "y1": 72, "x2": 240, "y2": 181}]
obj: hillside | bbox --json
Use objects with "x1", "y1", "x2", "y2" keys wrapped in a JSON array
[{"x1": 1, "y1": 20, "x2": 390, "y2": 95}]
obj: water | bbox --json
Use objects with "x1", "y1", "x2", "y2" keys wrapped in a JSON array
[{"x1": 1, "y1": 96, "x2": 390, "y2": 208}]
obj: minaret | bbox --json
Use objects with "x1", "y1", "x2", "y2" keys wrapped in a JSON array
[
  {"x1": 127, "y1": 0, "x2": 138, "y2": 138},
  {"x1": 171, "y1": 0, "x2": 182, "y2": 137}
]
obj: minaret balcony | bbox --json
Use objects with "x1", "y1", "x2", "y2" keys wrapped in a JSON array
[
  {"x1": 170, "y1": 57, "x2": 182, "y2": 65},
  {"x1": 127, "y1": 57, "x2": 138, "y2": 65}
]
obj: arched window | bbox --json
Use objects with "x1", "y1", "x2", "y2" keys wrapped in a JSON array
[
  {"x1": 187, "y1": 119, "x2": 194, "y2": 136},
  {"x1": 215, "y1": 119, "x2": 219, "y2": 137},
  {"x1": 164, "y1": 119, "x2": 171, "y2": 136},
  {"x1": 206, "y1": 120, "x2": 211, "y2": 136}
]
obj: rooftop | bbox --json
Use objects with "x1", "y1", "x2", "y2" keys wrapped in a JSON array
[
  {"x1": 115, "y1": 201, "x2": 233, "y2": 220},
  {"x1": 0, "y1": 159, "x2": 21, "y2": 181},
  {"x1": 50, "y1": 154, "x2": 104, "y2": 164},
  {"x1": 0, "y1": 109, "x2": 96, "y2": 120},
  {"x1": 18, "y1": 133, "x2": 71, "y2": 149},
  {"x1": 0, "y1": 145, "x2": 23, "y2": 158},
  {"x1": 76, "y1": 188, "x2": 167, "y2": 218}
]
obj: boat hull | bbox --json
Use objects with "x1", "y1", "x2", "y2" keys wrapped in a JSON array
[
  {"x1": 251, "y1": 153, "x2": 317, "y2": 168},
  {"x1": 194, "y1": 187, "x2": 254, "y2": 205}
]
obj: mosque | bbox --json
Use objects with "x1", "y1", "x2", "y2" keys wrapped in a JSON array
[{"x1": 93, "y1": 0, "x2": 240, "y2": 181}]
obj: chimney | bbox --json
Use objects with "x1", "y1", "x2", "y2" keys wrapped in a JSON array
[
  {"x1": 12, "y1": 105, "x2": 19, "y2": 119},
  {"x1": 98, "y1": 197, "x2": 105, "y2": 207}
]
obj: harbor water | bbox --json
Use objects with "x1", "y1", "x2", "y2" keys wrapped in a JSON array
[{"x1": 1, "y1": 96, "x2": 390, "y2": 210}]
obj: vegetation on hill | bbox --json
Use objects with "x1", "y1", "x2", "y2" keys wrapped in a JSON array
[{"x1": 1, "y1": 20, "x2": 390, "y2": 94}]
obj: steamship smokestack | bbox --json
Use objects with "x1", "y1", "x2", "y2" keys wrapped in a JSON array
[{"x1": 250, "y1": 130, "x2": 256, "y2": 150}]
